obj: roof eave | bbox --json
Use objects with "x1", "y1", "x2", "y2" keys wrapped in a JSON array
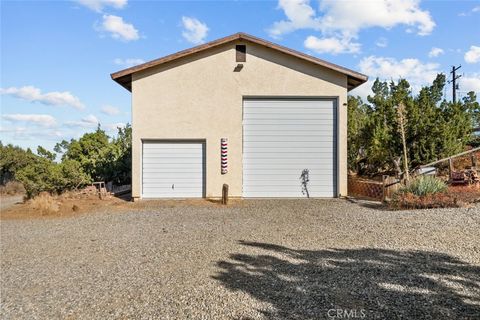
[{"x1": 110, "y1": 32, "x2": 368, "y2": 92}]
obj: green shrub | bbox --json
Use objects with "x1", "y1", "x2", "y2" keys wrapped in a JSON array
[
  {"x1": 16, "y1": 158, "x2": 91, "y2": 199},
  {"x1": 400, "y1": 175, "x2": 447, "y2": 197}
]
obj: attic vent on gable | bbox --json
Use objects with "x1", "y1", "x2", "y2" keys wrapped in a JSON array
[{"x1": 236, "y1": 45, "x2": 246, "y2": 62}]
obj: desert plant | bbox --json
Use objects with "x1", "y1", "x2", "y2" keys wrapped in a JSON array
[
  {"x1": 400, "y1": 175, "x2": 447, "y2": 197},
  {"x1": 16, "y1": 157, "x2": 91, "y2": 198},
  {"x1": 29, "y1": 192, "x2": 60, "y2": 215}
]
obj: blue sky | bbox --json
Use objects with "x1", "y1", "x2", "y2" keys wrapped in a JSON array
[{"x1": 1, "y1": 0, "x2": 480, "y2": 151}]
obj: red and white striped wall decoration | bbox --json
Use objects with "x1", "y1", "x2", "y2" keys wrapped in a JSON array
[{"x1": 221, "y1": 138, "x2": 228, "y2": 174}]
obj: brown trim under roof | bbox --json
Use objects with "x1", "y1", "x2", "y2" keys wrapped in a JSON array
[{"x1": 111, "y1": 32, "x2": 368, "y2": 92}]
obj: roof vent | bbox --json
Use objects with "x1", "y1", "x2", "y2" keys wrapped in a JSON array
[{"x1": 236, "y1": 45, "x2": 246, "y2": 62}]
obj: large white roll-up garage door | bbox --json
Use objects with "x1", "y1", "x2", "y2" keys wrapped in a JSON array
[
  {"x1": 243, "y1": 99, "x2": 336, "y2": 198},
  {"x1": 142, "y1": 141, "x2": 204, "y2": 198}
]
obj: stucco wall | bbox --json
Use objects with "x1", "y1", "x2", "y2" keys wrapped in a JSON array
[{"x1": 131, "y1": 41, "x2": 348, "y2": 198}]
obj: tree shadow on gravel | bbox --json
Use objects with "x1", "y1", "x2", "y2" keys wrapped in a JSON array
[{"x1": 213, "y1": 241, "x2": 480, "y2": 319}]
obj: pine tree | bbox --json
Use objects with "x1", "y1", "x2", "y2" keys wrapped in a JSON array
[{"x1": 347, "y1": 74, "x2": 478, "y2": 176}]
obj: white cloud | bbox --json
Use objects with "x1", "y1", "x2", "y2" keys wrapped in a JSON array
[
  {"x1": 318, "y1": 0, "x2": 435, "y2": 36},
  {"x1": 0, "y1": 86, "x2": 85, "y2": 110},
  {"x1": 100, "y1": 14, "x2": 139, "y2": 41},
  {"x1": 270, "y1": 0, "x2": 436, "y2": 36},
  {"x1": 77, "y1": 0, "x2": 127, "y2": 12},
  {"x1": 269, "y1": 0, "x2": 435, "y2": 54},
  {"x1": 65, "y1": 114, "x2": 99, "y2": 128},
  {"x1": 101, "y1": 105, "x2": 120, "y2": 116},
  {"x1": 304, "y1": 35, "x2": 360, "y2": 54},
  {"x1": 0, "y1": 127, "x2": 28, "y2": 138},
  {"x1": 460, "y1": 74, "x2": 480, "y2": 94},
  {"x1": 0, "y1": 126, "x2": 63, "y2": 142},
  {"x1": 104, "y1": 122, "x2": 126, "y2": 132},
  {"x1": 350, "y1": 55, "x2": 440, "y2": 99},
  {"x1": 113, "y1": 58, "x2": 145, "y2": 67},
  {"x1": 268, "y1": 0, "x2": 321, "y2": 38},
  {"x1": 375, "y1": 37, "x2": 388, "y2": 48},
  {"x1": 181, "y1": 16, "x2": 209, "y2": 45},
  {"x1": 359, "y1": 55, "x2": 439, "y2": 84},
  {"x1": 2, "y1": 114, "x2": 57, "y2": 127},
  {"x1": 464, "y1": 45, "x2": 480, "y2": 64},
  {"x1": 459, "y1": 5, "x2": 480, "y2": 16},
  {"x1": 428, "y1": 47, "x2": 444, "y2": 58},
  {"x1": 82, "y1": 114, "x2": 99, "y2": 125}
]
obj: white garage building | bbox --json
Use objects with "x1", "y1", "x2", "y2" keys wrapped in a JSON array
[{"x1": 111, "y1": 33, "x2": 367, "y2": 200}]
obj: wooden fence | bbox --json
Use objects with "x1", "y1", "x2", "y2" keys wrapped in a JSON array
[{"x1": 348, "y1": 175, "x2": 400, "y2": 202}]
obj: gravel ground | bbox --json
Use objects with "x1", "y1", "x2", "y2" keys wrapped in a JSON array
[{"x1": 1, "y1": 199, "x2": 479, "y2": 319}]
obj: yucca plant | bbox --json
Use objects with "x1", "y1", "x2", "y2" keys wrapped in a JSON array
[{"x1": 400, "y1": 175, "x2": 447, "y2": 197}]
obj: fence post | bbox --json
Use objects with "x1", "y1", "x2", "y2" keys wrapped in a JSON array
[
  {"x1": 222, "y1": 184, "x2": 229, "y2": 205},
  {"x1": 448, "y1": 158, "x2": 454, "y2": 180},
  {"x1": 382, "y1": 175, "x2": 387, "y2": 202}
]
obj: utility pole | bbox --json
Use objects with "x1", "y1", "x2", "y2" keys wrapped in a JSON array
[{"x1": 449, "y1": 65, "x2": 462, "y2": 103}]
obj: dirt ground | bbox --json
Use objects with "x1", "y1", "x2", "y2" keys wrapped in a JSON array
[
  {"x1": 1, "y1": 194, "x2": 127, "y2": 220},
  {"x1": 0, "y1": 193, "x2": 246, "y2": 220}
]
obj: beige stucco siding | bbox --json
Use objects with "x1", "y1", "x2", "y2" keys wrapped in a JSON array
[{"x1": 131, "y1": 41, "x2": 348, "y2": 198}]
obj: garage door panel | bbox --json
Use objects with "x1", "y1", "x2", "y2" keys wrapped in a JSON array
[
  {"x1": 142, "y1": 142, "x2": 204, "y2": 198},
  {"x1": 243, "y1": 181, "x2": 335, "y2": 187},
  {"x1": 246, "y1": 110, "x2": 335, "y2": 116},
  {"x1": 143, "y1": 150, "x2": 204, "y2": 156},
  {"x1": 244, "y1": 159, "x2": 334, "y2": 166},
  {"x1": 142, "y1": 191, "x2": 202, "y2": 198},
  {"x1": 244, "y1": 131, "x2": 335, "y2": 137},
  {"x1": 246, "y1": 164, "x2": 333, "y2": 171},
  {"x1": 143, "y1": 158, "x2": 203, "y2": 164},
  {"x1": 244, "y1": 119, "x2": 335, "y2": 125},
  {"x1": 143, "y1": 170, "x2": 203, "y2": 175},
  {"x1": 244, "y1": 147, "x2": 334, "y2": 153},
  {"x1": 142, "y1": 164, "x2": 204, "y2": 170},
  {"x1": 244, "y1": 141, "x2": 335, "y2": 148},
  {"x1": 143, "y1": 177, "x2": 203, "y2": 182},
  {"x1": 244, "y1": 152, "x2": 334, "y2": 159},
  {"x1": 245, "y1": 156, "x2": 335, "y2": 163},
  {"x1": 243, "y1": 113, "x2": 334, "y2": 120},
  {"x1": 244, "y1": 135, "x2": 336, "y2": 142},
  {"x1": 244, "y1": 100, "x2": 334, "y2": 107},
  {"x1": 244, "y1": 170, "x2": 336, "y2": 176},
  {"x1": 142, "y1": 185, "x2": 202, "y2": 191},
  {"x1": 243, "y1": 188, "x2": 335, "y2": 198},
  {"x1": 143, "y1": 143, "x2": 203, "y2": 149},
  {"x1": 243, "y1": 99, "x2": 336, "y2": 198},
  {"x1": 246, "y1": 186, "x2": 335, "y2": 193}
]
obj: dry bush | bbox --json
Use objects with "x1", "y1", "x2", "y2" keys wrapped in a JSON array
[
  {"x1": 0, "y1": 181, "x2": 25, "y2": 195},
  {"x1": 453, "y1": 151, "x2": 480, "y2": 170},
  {"x1": 390, "y1": 185, "x2": 480, "y2": 209},
  {"x1": 28, "y1": 192, "x2": 60, "y2": 215}
]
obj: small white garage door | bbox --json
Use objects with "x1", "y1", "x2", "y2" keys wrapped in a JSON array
[
  {"x1": 142, "y1": 141, "x2": 204, "y2": 198},
  {"x1": 243, "y1": 99, "x2": 336, "y2": 198}
]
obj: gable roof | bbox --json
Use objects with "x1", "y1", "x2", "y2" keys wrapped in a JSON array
[{"x1": 111, "y1": 32, "x2": 368, "y2": 92}]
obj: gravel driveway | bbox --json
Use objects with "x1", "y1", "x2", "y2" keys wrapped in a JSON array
[{"x1": 1, "y1": 199, "x2": 479, "y2": 319}]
